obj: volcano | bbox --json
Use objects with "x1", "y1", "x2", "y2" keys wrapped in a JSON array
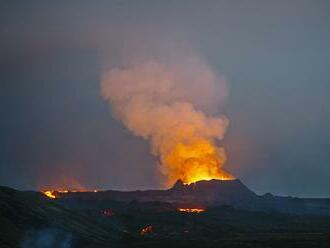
[
  {"x1": 51, "y1": 179, "x2": 330, "y2": 215},
  {"x1": 170, "y1": 179, "x2": 256, "y2": 201},
  {"x1": 2, "y1": 180, "x2": 330, "y2": 248},
  {"x1": 52, "y1": 179, "x2": 256, "y2": 206}
]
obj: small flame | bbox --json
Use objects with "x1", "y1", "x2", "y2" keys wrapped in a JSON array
[
  {"x1": 178, "y1": 208, "x2": 205, "y2": 213},
  {"x1": 140, "y1": 225, "x2": 153, "y2": 235}
]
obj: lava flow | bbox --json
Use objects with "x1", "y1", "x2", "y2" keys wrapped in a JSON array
[
  {"x1": 43, "y1": 190, "x2": 69, "y2": 199},
  {"x1": 43, "y1": 190, "x2": 57, "y2": 199},
  {"x1": 178, "y1": 208, "x2": 205, "y2": 213},
  {"x1": 42, "y1": 189, "x2": 100, "y2": 199}
]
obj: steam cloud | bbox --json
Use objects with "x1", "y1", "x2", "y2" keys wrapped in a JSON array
[
  {"x1": 22, "y1": 228, "x2": 72, "y2": 248},
  {"x1": 101, "y1": 55, "x2": 232, "y2": 186}
]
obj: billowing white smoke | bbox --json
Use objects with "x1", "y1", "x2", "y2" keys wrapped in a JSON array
[{"x1": 101, "y1": 56, "x2": 233, "y2": 186}]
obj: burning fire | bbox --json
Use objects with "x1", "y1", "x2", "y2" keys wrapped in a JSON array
[{"x1": 178, "y1": 208, "x2": 205, "y2": 213}]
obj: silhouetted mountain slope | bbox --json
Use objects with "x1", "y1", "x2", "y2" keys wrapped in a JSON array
[
  {"x1": 1, "y1": 184, "x2": 330, "y2": 248},
  {"x1": 56, "y1": 179, "x2": 330, "y2": 215},
  {"x1": 0, "y1": 186, "x2": 125, "y2": 248}
]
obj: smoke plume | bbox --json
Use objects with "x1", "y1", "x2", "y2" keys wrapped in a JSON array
[{"x1": 101, "y1": 55, "x2": 233, "y2": 186}]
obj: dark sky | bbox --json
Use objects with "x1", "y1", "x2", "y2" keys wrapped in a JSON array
[{"x1": 1, "y1": 0, "x2": 329, "y2": 197}]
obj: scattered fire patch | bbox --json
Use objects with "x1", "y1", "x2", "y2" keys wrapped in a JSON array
[
  {"x1": 178, "y1": 208, "x2": 205, "y2": 213},
  {"x1": 102, "y1": 209, "x2": 114, "y2": 217},
  {"x1": 140, "y1": 225, "x2": 153, "y2": 236}
]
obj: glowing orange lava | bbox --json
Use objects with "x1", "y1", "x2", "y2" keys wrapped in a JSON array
[
  {"x1": 42, "y1": 189, "x2": 101, "y2": 199},
  {"x1": 43, "y1": 190, "x2": 69, "y2": 198},
  {"x1": 178, "y1": 208, "x2": 205, "y2": 213},
  {"x1": 43, "y1": 190, "x2": 56, "y2": 199},
  {"x1": 164, "y1": 139, "x2": 235, "y2": 185}
]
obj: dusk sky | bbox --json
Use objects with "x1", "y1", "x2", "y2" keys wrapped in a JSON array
[{"x1": 1, "y1": 1, "x2": 330, "y2": 197}]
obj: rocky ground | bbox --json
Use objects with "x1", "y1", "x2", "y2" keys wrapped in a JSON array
[{"x1": 1, "y1": 185, "x2": 330, "y2": 248}]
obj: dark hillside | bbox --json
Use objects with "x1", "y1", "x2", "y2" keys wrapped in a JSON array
[{"x1": 0, "y1": 186, "x2": 125, "y2": 248}]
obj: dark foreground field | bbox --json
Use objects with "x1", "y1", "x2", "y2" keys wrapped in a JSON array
[{"x1": 1, "y1": 186, "x2": 330, "y2": 248}]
